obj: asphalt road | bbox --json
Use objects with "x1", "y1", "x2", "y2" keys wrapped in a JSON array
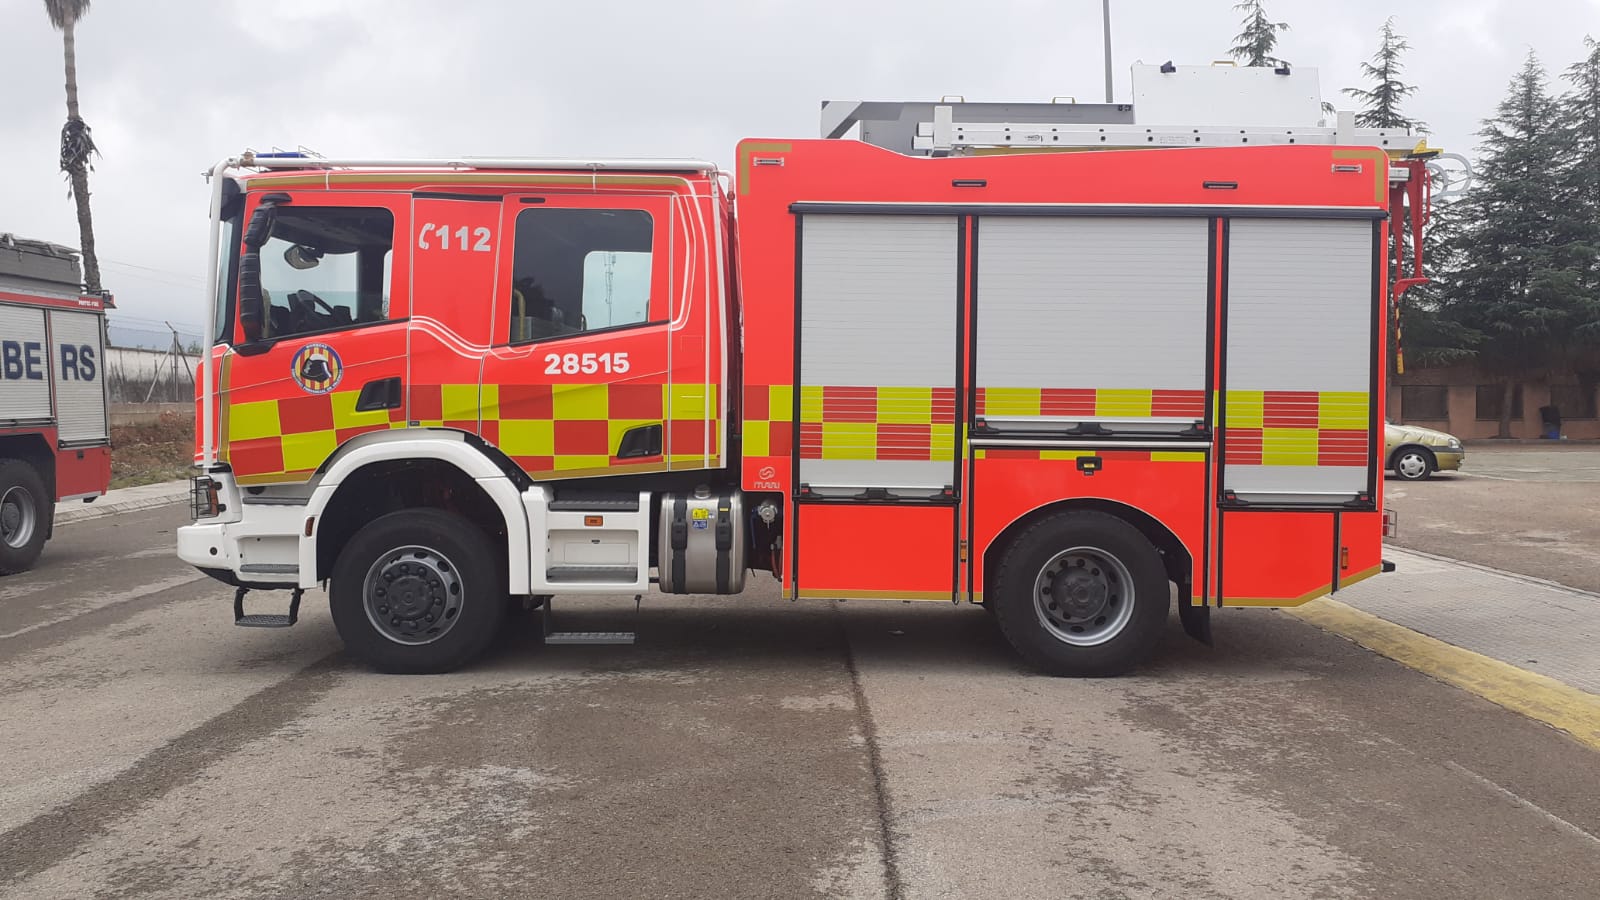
[
  {"x1": 1386, "y1": 444, "x2": 1600, "y2": 593},
  {"x1": 3, "y1": 505, "x2": 1599, "y2": 899}
]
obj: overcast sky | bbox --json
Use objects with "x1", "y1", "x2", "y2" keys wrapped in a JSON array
[{"x1": 2, "y1": 0, "x2": 1597, "y2": 345}]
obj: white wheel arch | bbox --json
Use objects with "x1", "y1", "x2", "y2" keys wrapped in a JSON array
[{"x1": 298, "y1": 430, "x2": 532, "y2": 593}]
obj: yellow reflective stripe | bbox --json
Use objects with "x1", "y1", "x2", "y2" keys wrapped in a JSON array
[
  {"x1": 552, "y1": 383, "x2": 607, "y2": 419},
  {"x1": 441, "y1": 383, "x2": 480, "y2": 421},
  {"x1": 667, "y1": 383, "x2": 713, "y2": 420},
  {"x1": 769, "y1": 385, "x2": 794, "y2": 418},
  {"x1": 819, "y1": 422, "x2": 876, "y2": 459},
  {"x1": 983, "y1": 387, "x2": 1040, "y2": 417},
  {"x1": 744, "y1": 420, "x2": 770, "y2": 456},
  {"x1": 229, "y1": 399, "x2": 280, "y2": 441},
  {"x1": 1095, "y1": 388, "x2": 1153, "y2": 418},
  {"x1": 799, "y1": 385, "x2": 824, "y2": 423},
  {"x1": 330, "y1": 391, "x2": 391, "y2": 430},
  {"x1": 1226, "y1": 390, "x2": 1265, "y2": 428},
  {"x1": 549, "y1": 454, "x2": 609, "y2": 471},
  {"x1": 877, "y1": 386, "x2": 934, "y2": 424},
  {"x1": 281, "y1": 430, "x2": 336, "y2": 472},
  {"x1": 1318, "y1": 392, "x2": 1369, "y2": 430},
  {"x1": 499, "y1": 418, "x2": 554, "y2": 456},
  {"x1": 1261, "y1": 427, "x2": 1318, "y2": 466},
  {"x1": 1152, "y1": 451, "x2": 1205, "y2": 462}
]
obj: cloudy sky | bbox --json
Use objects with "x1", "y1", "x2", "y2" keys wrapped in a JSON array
[{"x1": 2, "y1": 0, "x2": 1597, "y2": 346}]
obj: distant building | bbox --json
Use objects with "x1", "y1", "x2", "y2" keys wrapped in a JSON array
[{"x1": 1390, "y1": 364, "x2": 1600, "y2": 440}]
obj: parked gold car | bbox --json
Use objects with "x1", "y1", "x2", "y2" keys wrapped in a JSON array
[{"x1": 1384, "y1": 421, "x2": 1465, "y2": 481}]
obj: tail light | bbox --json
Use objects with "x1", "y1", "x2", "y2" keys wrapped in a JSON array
[{"x1": 1382, "y1": 507, "x2": 1399, "y2": 538}]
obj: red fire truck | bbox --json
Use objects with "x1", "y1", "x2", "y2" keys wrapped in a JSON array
[
  {"x1": 1, "y1": 233, "x2": 112, "y2": 573},
  {"x1": 180, "y1": 65, "x2": 1437, "y2": 674}
]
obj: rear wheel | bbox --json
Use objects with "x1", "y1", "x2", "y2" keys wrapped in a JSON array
[
  {"x1": 991, "y1": 511, "x2": 1168, "y2": 676},
  {"x1": 330, "y1": 509, "x2": 505, "y2": 673},
  {"x1": 0, "y1": 459, "x2": 50, "y2": 575},
  {"x1": 1392, "y1": 446, "x2": 1435, "y2": 481}
]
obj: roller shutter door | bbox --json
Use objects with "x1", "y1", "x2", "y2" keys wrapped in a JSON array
[
  {"x1": 975, "y1": 217, "x2": 1209, "y2": 433},
  {"x1": 1222, "y1": 219, "x2": 1375, "y2": 504}
]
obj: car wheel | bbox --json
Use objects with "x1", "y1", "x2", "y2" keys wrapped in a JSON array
[
  {"x1": 991, "y1": 511, "x2": 1168, "y2": 676},
  {"x1": 330, "y1": 508, "x2": 505, "y2": 673},
  {"x1": 0, "y1": 459, "x2": 51, "y2": 575},
  {"x1": 1392, "y1": 446, "x2": 1435, "y2": 481}
]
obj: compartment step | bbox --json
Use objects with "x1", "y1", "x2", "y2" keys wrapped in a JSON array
[
  {"x1": 545, "y1": 631, "x2": 636, "y2": 645},
  {"x1": 548, "y1": 495, "x2": 641, "y2": 512},
  {"x1": 545, "y1": 565, "x2": 640, "y2": 583}
]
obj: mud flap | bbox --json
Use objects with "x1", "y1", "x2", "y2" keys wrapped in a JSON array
[{"x1": 1179, "y1": 598, "x2": 1212, "y2": 646}]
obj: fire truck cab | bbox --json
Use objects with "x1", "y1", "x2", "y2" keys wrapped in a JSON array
[{"x1": 181, "y1": 65, "x2": 1438, "y2": 674}]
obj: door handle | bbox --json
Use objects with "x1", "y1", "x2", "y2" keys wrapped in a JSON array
[{"x1": 354, "y1": 377, "x2": 403, "y2": 411}]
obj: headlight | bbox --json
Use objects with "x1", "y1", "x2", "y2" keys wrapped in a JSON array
[{"x1": 1446, "y1": 438, "x2": 1462, "y2": 449}]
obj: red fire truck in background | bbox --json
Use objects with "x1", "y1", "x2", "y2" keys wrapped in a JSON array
[
  {"x1": 0, "y1": 233, "x2": 112, "y2": 573},
  {"x1": 180, "y1": 65, "x2": 1441, "y2": 674}
]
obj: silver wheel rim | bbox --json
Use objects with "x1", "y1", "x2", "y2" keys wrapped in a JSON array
[
  {"x1": 1, "y1": 485, "x2": 38, "y2": 550},
  {"x1": 363, "y1": 545, "x2": 465, "y2": 645},
  {"x1": 1033, "y1": 546, "x2": 1136, "y2": 646},
  {"x1": 1398, "y1": 452, "x2": 1429, "y2": 478}
]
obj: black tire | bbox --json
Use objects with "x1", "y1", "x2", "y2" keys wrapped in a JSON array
[
  {"x1": 1390, "y1": 445, "x2": 1435, "y2": 481},
  {"x1": 0, "y1": 459, "x2": 51, "y2": 575},
  {"x1": 330, "y1": 509, "x2": 506, "y2": 673},
  {"x1": 991, "y1": 511, "x2": 1168, "y2": 676}
]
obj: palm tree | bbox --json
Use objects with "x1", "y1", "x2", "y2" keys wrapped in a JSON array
[{"x1": 44, "y1": 0, "x2": 102, "y2": 295}]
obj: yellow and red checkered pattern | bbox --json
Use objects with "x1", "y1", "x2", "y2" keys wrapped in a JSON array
[
  {"x1": 423, "y1": 381, "x2": 718, "y2": 479},
  {"x1": 1222, "y1": 390, "x2": 1369, "y2": 467},
  {"x1": 741, "y1": 384, "x2": 955, "y2": 461},
  {"x1": 225, "y1": 389, "x2": 407, "y2": 483},
  {"x1": 226, "y1": 381, "x2": 720, "y2": 484},
  {"x1": 976, "y1": 387, "x2": 1206, "y2": 420}
]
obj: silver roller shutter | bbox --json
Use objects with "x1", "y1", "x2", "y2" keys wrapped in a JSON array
[
  {"x1": 1223, "y1": 218, "x2": 1374, "y2": 503},
  {"x1": 798, "y1": 215, "x2": 959, "y2": 495},
  {"x1": 49, "y1": 309, "x2": 108, "y2": 443},
  {"x1": 975, "y1": 216, "x2": 1210, "y2": 432},
  {"x1": 0, "y1": 304, "x2": 53, "y2": 424}
]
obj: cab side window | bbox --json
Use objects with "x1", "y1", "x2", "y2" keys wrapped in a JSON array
[
  {"x1": 508, "y1": 208, "x2": 654, "y2": 343},
  {"x1": 255, "y1": 208, "x2": 394, "y2": 340}
]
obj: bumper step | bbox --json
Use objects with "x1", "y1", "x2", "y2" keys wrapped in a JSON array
[
  {"x1": 234, "y1": 586, "x2": 302, "y2": 628},
  {"x1": 237, "y1": 614, "x2": 296, "y2": 628}
]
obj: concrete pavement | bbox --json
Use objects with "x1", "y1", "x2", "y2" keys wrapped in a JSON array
[{"x1": 4, "y1": 505, "x2": 1600, "y2": 899}]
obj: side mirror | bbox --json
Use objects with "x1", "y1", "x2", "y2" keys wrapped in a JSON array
[{"x1": 237, "y1": 198, "x2": 286, "y2": 343}]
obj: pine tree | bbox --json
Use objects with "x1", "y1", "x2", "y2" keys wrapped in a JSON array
[
  {"x1": 1438, "y1": 53, "x2": 1589, "y2": 436},
  {"x1": 1343, "y1": 18, "x2": 1426, "y2": 132},
  {"x1": 1557, "y1": 35, "x2": 1600, "y2": 366},
  {"x1": 1230, "y1": 1, "x2": 1289, "y2": 68}
]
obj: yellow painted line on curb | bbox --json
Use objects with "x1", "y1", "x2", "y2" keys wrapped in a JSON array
[{"x1": 1287, "y1": 597, "x2": 1600, "y2": 753}]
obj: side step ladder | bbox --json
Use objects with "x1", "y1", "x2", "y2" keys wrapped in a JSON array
[
  {"x1": 234, "y1": 587, "x2": 302, "y2": 628},
  {"x1": 541, "y1": 594, "x2": 638, "y2": 646}
]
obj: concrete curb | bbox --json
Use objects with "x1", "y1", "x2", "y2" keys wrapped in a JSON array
[{"x1": 55, "y1": 480, "x2": 189, "y2": 526}]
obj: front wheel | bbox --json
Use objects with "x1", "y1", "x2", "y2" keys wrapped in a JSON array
[
  {"x1": 330, "y1": 509, "x2": 505, "y2": 673},
  {"x1": 991, "y1": 511, "x2": 1169, "y2": 676},
  {"x1": 1391, "y1": 447, "x2": 1435, "y2": 481}
]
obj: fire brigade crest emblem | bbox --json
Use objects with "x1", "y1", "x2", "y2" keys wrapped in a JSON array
[{"x1": 290, "y1": 343, "x2": 343, "y2": 395}]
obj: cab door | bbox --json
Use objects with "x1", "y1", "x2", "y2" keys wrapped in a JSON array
[
  {"x1": 479, "y1": 193, "x2": 677, "y2": 480},
  {"x1": 407, "y1": 194, "x2": 505, "y2": 433},
  {"x1": 221, "y1": 192, "x2": 410, "y2": 485}
]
